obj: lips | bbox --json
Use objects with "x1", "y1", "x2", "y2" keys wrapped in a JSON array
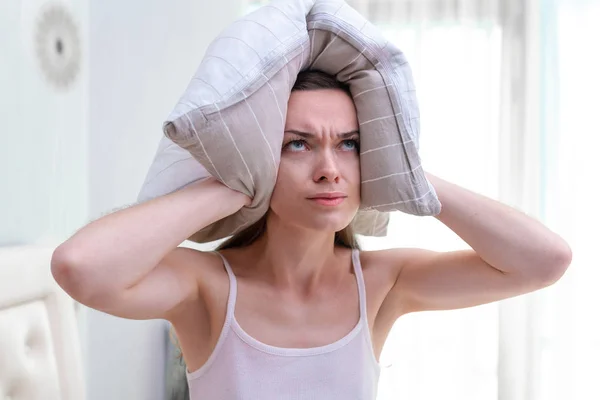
[
  {"x1": 307, "y1": 192, "x2": 347, "y2": 206},
  {"x1": 308, "y1": 192, "x2": 347, "y2": 199},
  {"x1": 310, "y1": 197, "x2": 345, "y2": 206}
]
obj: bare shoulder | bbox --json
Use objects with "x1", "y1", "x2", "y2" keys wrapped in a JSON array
[
  {"x1": 172, "y1": 246, "x2": 229, "y2": 289},
  {"x1": 357, "y1": 248, "x2": 431, "y2": 319},
  {"x1": 163, "y1": 247, "x2": 230, "y2": 321},
  {"x1": 359, "y1": 246, "x2": 457, "y2": 284},
  {"x1": 357, "y1": 248, "x2": 410, "y2": 282},
  {"x1": 170, "y1": 246, "x2": 225, "y2": 276},
  {"x1": 354, "y1": 248, "x2": 411, "y2": 317}
]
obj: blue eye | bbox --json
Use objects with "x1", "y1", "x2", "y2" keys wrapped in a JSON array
[
  {"x1": 341, "y1": 139, "x2": 359, "y2": 151},
  {"x1": 285, "y1": 139, "x2": 307, "y2": 152}
]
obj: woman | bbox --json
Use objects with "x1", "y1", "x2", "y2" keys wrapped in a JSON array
[{"x1": 51, "y1": 71, "x2": 572, "y2": 400}]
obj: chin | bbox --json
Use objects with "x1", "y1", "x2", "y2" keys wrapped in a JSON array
[
  {"x1": 270, "y1": 199, "x2": 358, "y2": 233},
  {"x1": 294, "y1": 211, "x2": 355, "y2": 233}
]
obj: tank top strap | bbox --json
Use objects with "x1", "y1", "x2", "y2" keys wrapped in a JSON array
[
  {"x1": 350, "y1": 248, "x2": 368, "y2": 323},
  {"x1": 213, "y1": 251, "x2": 238, "y2": 323}
]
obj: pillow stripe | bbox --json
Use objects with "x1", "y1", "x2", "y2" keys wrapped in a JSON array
[
  {"x1": 217, "y1": 109, "x2": 255, "y2": 188},
  {"x1": 184, "y1": 113, "x2": 225, "y2": 183},
  {"x1": 243, "y1": 98, "x2": 278, "y2": 171},
  {"x1": 362, "y1": 167, "x2": 422, "y2": 184}
]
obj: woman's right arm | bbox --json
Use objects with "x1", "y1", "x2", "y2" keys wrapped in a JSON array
[{"x1": 51, "y1": 177, "x2": 250, "y2": 320}]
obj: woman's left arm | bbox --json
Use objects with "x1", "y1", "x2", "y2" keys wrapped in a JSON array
[
  {"x1": 379, "y1": 172, "x2": 572, "y2": 316},
  {"x1": 426, "y1": 171, "x2": 572, "y2": 278}
]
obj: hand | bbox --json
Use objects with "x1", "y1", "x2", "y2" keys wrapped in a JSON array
[{"x1": 188, "y1": 177, "x2": 252, "y2": 208}]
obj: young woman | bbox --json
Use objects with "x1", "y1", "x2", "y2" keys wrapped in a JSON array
[{"x1": 51, "y1": 71, "x2": 572, "y2": 400}]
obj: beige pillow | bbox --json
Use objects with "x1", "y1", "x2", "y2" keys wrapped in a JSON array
[
  {"x1": 151, "y1": 0, "x2": 441, "y2": 243},
  {"x1": 137, "y1": 136, "x2": 391, "y2": 240}
]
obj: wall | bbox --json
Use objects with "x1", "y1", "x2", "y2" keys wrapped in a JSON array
[
  {"x1": 1, "y1": 0, "x2": 242, "y2": 398},
  {"x1": 86, "y1": 1, "x2": 241, "y2": 399},
  {"x1": 0, "y1": 0, "x2": 88, "y2": 246}
]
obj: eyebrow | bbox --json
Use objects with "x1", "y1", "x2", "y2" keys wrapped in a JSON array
[{"x1": 283, "y1": 130, "x2": 360, "y2": 139}]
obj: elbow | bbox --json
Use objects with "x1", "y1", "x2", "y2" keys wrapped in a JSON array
[
  {"x1": 51, "y1": 245, "x2": 78, "y2": 288},
  {"x1": 51, "y1": 245, "x2": 97, "y2": 303},
  {"x1": 538, "y1": 240, "x2": 573, "y2": 286}
]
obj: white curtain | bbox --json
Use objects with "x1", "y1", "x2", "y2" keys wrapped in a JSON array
[{"x1": 528, "y1": 1, "x2": 600, "y2": 399}]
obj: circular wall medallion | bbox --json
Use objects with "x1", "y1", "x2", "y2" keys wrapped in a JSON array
[{"x1": 34, "y1": 3, "x2": 81, "y2": 90}]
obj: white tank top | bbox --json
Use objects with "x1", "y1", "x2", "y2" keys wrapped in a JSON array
[{"x1": 186, "y1": 249, "x2": 382, "y2": 399}]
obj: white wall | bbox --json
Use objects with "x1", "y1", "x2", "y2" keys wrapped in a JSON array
[
  {"x1": 1, "y1": 0, "x2": 242, "y2": 398},
  {"x1": 86, "y1": 1, "x2": 241, "y2": 399},
  {"x1": 0, "y1": 0, "x2": 88, "y2": 246}
]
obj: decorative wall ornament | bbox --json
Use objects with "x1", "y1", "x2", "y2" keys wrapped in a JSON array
[{"x1": 34, "y1": 3, "x2": 81, "y2": 90}]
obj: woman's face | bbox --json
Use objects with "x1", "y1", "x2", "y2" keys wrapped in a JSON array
[{"x1": 269, "y1": 88, "x2": 361, "y2": 232}]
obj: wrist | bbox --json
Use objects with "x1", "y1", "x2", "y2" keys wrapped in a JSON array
[{"x1": 194, "y1": 177, "x2": 251, "y2": 209}]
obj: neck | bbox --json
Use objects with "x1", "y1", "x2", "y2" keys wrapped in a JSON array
[{"x1": 249, "y1": 213, "x2": 347, "y2": 295}]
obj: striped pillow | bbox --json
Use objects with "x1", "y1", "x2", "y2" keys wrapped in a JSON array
[
  {"x1": 137, "y1": 136, "x2": 391, "y2": 241},
  {"x1": 146, "y1": 0, "x2": 441, "y2": 243}
]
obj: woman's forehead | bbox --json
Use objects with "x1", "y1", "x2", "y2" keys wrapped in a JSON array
[{"x1": 285, "y1": 91, "x2": 359, "y2": 133}]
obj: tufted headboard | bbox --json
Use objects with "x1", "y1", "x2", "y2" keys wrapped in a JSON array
[{"x1": 0, "y1": 245, "x2": 84, "y2": 399}]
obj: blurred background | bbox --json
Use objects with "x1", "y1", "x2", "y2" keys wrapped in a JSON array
[{"x1": 0, "y1": 0, "x2": 598, "y2": 399}]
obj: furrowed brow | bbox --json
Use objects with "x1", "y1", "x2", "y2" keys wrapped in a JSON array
[{"x1": 284, "y1": 130, "x2": 359, "y2": 139}]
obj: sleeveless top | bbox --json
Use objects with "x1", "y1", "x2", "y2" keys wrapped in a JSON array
[{"x1": 186, "y1": 249, "x2": 381, "y2": 399}]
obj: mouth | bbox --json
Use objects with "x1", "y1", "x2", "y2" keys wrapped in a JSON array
[{"x1": 307, "y1": 193, "x2": 347, "y2": 207}]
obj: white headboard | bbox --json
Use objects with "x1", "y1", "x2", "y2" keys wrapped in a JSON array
[{"x1": 0, "y1": 245, "x2": 84, "y2": 399}]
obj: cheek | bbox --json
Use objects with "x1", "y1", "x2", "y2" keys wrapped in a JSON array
[
  {"x1": 272, "y1": 160, "x2": 304, "y2": 201},
  {"x1": 344, "y1": 158, "x2": 361, "y2": 208},
  {"x1": 344, "y1": 156, "x2": 361, "y2": 188},
  {"x1": 270, "y1": 164, "x2": 306, "y2": 219},
  {"x1": 275, "y1": 159, "x2": 303, "y2": 184}
]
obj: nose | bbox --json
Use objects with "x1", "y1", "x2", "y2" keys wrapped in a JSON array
[{"x1": 313, "y1": 148, "x2": 340, "y2": 183}]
